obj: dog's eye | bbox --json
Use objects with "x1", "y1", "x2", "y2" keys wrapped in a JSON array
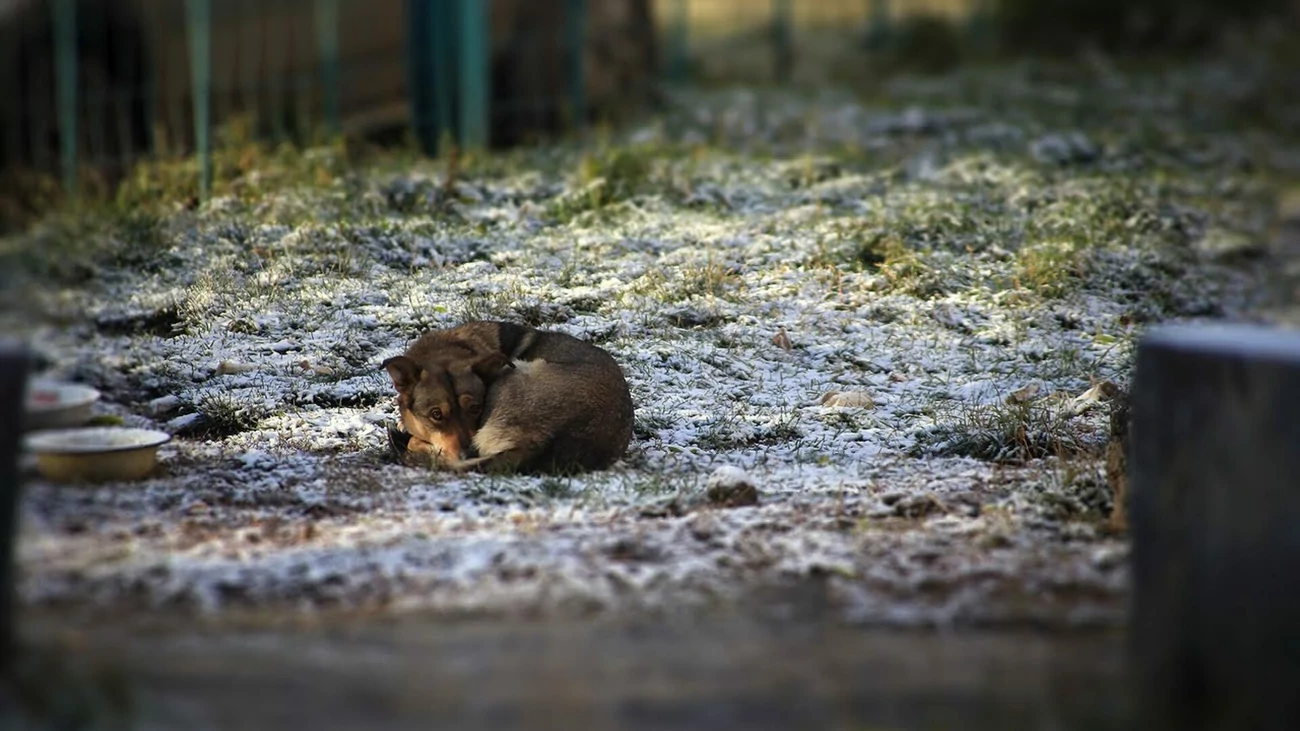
[
  {"x1": 466, "y1": 403, "x2": 481, "y2": 415},
  {"x1": 429, "y1": 407, "x2": 443, "y2": 421}
]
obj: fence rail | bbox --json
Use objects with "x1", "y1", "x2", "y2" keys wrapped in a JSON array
[{"x1": 0, "y1": 0, "x2": 984, "y2": 200}]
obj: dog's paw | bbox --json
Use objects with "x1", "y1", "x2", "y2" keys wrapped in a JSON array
[
  {"x1": 445, "y1": 455, "x2": 490, "y2": 473},
  {"x1": 385, "y1": 423, "x2": 433, "y2": 468},
  {"x1": 385, "y1": 422, "x2": 412, "y2": 460}
]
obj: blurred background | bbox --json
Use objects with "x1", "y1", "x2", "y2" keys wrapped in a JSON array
[{"x1": 2, "y1": 0, "x2": 1295, "y2": 219}]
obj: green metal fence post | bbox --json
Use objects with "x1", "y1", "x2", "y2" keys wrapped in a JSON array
[
  {"x1": 456, "y1": 0, "x2": 488, "y2": 149},
  {"x1": 111, "y1": 7, "x2": 140, "y2": 169},
  {"x1": 966, "y1": 0, "x2": 995, "y2": 52},
  {"x1": 432, "y1": 0, "x2": 457, "y2": 150},
  {"x1": 864, "y1": 0, "x2": 891, "y2": 50},
  {"x1": 404, "y1": 0, "x2": 432, "y2": 154},
  {"x1": 186, "y1": 0, "x2": 212, "y2": 200},
  {"x1": 772, "y1": 0, "x2": 792, "y2": 83},
  {"x1": 565, "y1": 0, "x2": 587, "y2": 134},
  {"x1": 268, "y1": 0, "x2": 287, "y2": 144},
  {"x1": 84, "y1": 8, "x2": 106, "y2": 169},
  {"x1": 667, "y1": 0, "x2": 688, "y2": 82},
  {"x1": 52, "y1": 0, "x2": 78, "y2": 196},
  {"x1": 315, "y1": 0, "x2": 341, "y2": 139}
]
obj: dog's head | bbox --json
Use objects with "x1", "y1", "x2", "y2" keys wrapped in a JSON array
[{"x1": 381, "y1": 350, "x2": 512, "y2": 461}]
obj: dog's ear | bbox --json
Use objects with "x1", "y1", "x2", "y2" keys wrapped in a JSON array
[
  {"x1": 470, "y1": 352, "x2": 514, "y2": 382},
  {"x1": 382, "y1": 355, "x2": 424, "y2": 392}
]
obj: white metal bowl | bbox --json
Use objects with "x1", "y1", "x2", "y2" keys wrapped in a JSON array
[
  {"x1": 24, "y1": 427, "x2": 172, "y2": 483},
  {"x1": 24, "y1": 379, "x2": 102, "y2": 431}
]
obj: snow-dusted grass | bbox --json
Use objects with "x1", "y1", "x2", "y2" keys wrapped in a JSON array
[{"x1": 5, "y1": 42, "x2": 1297, "y2": 629}]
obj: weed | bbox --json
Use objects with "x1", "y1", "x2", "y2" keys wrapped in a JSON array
[
  {"x1": 910, "y1": 397, "x2": 1100, "y2": 464},
  {"x1": 633, "y1": 412, "x2": 674, "y2": 441},
  {"x1": 679, "y1": 260, "x2": 743, "y2": 299},
  {"x1": 630, "y1": 257, "x2": 742, "y2": 304},
  {"x1": 1013, "y1": 240, "x2": 1087, "y2": 297},
  {"x1": 1034, "y1": 459, "x2": 1114, "y2": 523},
  {"x1": 538, "y1": 477, "x2": 573, "y2": 500},
  {"x1": 693, "y1": 410, "x2": 802, "y2": 451},
  {"x1": 630, "y1": 473, "x2": 689, "y2": 498},
  {"x1": 546, "y1": 143, "x2": 669, "y2": 222},
  {"x1": 192, "y1": 391, "x2": 270, "y2": 437},
  {"x1": 455, "y1": 289, "x2": 519, "y2": 323}
]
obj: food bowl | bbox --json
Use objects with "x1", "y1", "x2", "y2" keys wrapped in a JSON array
[
  {"x1": 23, "y1": 427, "x2": 171, "y2": 483},
  {"x1": 24, "y1": 379, "x2": 101, "y2": 431}
]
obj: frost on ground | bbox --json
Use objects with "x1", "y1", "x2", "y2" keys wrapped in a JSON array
[{"x1": 5, "y1": 47, "x2": 1298, "y2": 629}]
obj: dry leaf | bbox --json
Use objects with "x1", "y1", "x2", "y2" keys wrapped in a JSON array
[
  {"x1": 772, "y1": 328, "x2": 793, "y2": 351},
  {"x1": 1008, "y1": 382, "x2": 1040, "y2": 403},
  {"x1": 1065, "y1": 379, "x2": 1121, "y2": 416}
]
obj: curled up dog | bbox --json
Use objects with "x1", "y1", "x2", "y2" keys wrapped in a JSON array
[{"x1": 381, "y1": 321, "x2": 635, "y2": 475}]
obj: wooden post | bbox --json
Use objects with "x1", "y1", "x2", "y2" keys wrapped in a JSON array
[
  {"x1": 1130, "y1": 323, "x2": 1300, "y2": 731},
  {"x1": 0, "y1": 340, "x2": 31, "y2": 672}
]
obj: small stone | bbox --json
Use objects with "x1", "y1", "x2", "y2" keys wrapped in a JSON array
[
  {"x1": 452, "y1": 181, "x2": 484, "y2": 203},
  {"x1": 1060, "y1": 521, "x2": 1098, "y2": 542},
  {"x1": 148, "y1": 394, "x2": 182, "y2": 415},
  {"x1": 215, "y1": 360, "x2": 256, "y2": 375},
  {"x1": 705, "y1": 465, "x2": 760, "y2": 508},
  {"x1": 687, "y1": 514, "x2": 720, "y2": 542},
  {"x1": 1092, "y1": 544, "x2": 1128, "y2": 571},
  {"x1": 1030, "y1": 132, "x2": 1099, "y2": 165},
  {"x1": 182, "y1": 500, "x2": 209, "y2": 515},
  {"x1": 877, "y1": 490, "x2": 907, "y2": 505},
  {"x1": 166, "y1": 412, "x2": 205, "y2": 435},
  {"x1": 819, "y1": 390, "x2": 876, "y2": 409},
  {"x1": 266, "y1": 339, "x2": 300, "y2": 353}
]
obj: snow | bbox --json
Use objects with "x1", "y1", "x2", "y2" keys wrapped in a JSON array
[{"x1": 8, "y1": 53, "x2": 1294, "y2": 630}]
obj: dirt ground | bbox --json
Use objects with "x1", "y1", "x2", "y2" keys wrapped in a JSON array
[{"x1": 7, "y1": 30, "x2": 1300, "y2": 730}]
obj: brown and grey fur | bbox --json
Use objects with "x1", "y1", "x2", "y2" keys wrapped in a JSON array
[{"x1": 382, "y1": 321, "x2": 634, "y2": 475}]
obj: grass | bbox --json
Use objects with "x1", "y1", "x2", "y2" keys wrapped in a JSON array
[
  {"x1": 9, "y1": 12, "x2": 1300, "y2": 642},
  {"x1": 189, "y1": 391, "x2": 271, "y2": 438},
  {"x1": 910, "y1": 396, "x2": 1102, "y2": 464},
  {"x1": 3, "y1": 19, "x2": 1295, "y2": 507}
]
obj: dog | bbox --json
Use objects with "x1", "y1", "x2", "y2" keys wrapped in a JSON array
[{"x1": 381, "y1": 321, "x2": 634, "y2": 475}]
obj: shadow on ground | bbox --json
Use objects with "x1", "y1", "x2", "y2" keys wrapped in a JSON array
[{"x1": 14, "y1": 602, "x2": 1130, "y2": 731}]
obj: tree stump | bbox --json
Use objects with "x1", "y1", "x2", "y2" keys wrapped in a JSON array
[{"x1": 1130, "y1": 323, "x2": 1300, "y2": 731}]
